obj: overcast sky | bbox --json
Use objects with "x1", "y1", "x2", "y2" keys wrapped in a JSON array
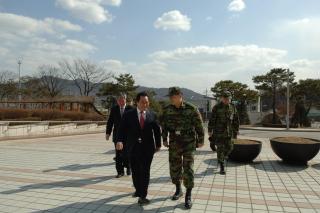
[{"x1": 0, "y1": 0, "x2": 319, "y2": 93}]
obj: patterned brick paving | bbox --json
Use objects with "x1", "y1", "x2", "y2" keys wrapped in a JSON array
[{"x1": 0, "y1": 133, "x2": 319, "y2": 213}]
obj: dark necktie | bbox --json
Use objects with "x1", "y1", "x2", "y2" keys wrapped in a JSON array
[{"x1": 140, "y1": 111, "x2": 145, "y2": 129}]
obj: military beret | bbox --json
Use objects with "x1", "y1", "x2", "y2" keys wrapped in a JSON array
[
  {"x1": 167, "y1": 87, "x2": 183, "y2": 96},
  {"x1": 221, "y1": 91, "x2": 231, "y2": 98}
]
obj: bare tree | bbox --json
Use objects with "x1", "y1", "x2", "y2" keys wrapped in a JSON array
[
  {"x1": 59, "y1": 59, "x2": 113, "y2": 96},
  {"x1": 37, "y1": 65, "x2": 65, "y2": 98},
  {"x1": 20, "y1": 76, "x2": 44, "y2": 99},
  {"x1": 0, "y1": 70, "x2": 17, "y2": 101}
]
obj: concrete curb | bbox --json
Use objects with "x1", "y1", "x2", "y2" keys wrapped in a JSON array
[{"x1": 240, "y1": 126, "x2": 320, "y2": 133}]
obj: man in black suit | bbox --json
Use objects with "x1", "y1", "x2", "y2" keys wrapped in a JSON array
[
  {"x1": 116, "y1": 92, "x2": 161, "y2": 206},
  {"x1": 106, "y1": 93, "x2": 132, "y2": 178}
]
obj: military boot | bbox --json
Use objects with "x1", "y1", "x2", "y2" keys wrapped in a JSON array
[
  {"x1": 220, "y1": 162, "x2": 226, "y2": 175},
  {"x1": 185, "y1": 188, "x2": 193, "y2": 209},
  {"x1": 171, "y1": 183, "x2": 183, "y2": 200}
]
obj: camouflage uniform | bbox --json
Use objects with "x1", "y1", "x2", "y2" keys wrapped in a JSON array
[
  {"x1": 161, "y1": 89, "x2": 204, "y2": 189},
  {"x1": 208, "y1": 101, "x2": 239, "y2": 164}
]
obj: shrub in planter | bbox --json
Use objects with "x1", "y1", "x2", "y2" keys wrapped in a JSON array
[{"x1": 270, "y1": 137, "x2": 320, "y2": 164}]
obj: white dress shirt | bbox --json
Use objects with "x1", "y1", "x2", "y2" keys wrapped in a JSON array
[
  {"x1": 137, "y1": 108, "x2": 146, "y2": 122},
  {"x1": 119, "y1": 104, "x2": 126, "y2": 116}
]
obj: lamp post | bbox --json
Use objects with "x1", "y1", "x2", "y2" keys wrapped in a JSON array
[
  {"x1": 286, "y1": 68, "x2": 290, "y2": 130},
  {"x1": 17, "y1": 59, "x2": 22, "y2": 105}
]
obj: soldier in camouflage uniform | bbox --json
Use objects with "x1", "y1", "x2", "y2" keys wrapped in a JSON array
[
  {"x1": 161, "y1": 87, "x2": 204, "y2": 209},
  {"x1": 208, "y1": 91, "x2": 239, "y2": 175}
]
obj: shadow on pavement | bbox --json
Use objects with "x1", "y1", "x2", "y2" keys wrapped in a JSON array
[
  {"x1": 194, "y1": 158, "x2": 218, "y2": 176},
  {"x1": 43, "y1": 162, "x2": 115, "y2": 172},
  {"x1": 312, "y1": 163, "x2": 320, "y2": 170},
  {"x1": 203, "y1": 158, "x2": 217, "y2": 166},
  {"x1": 1, "y1": 175, "x2": 114, "y2": 195},
  {"x1": 150, "y1": 158, "x2": 219, "y2": 183},
  {"x1": 225, "y1": 161, "x2": 255, "y2": 168},
  {"x1": 196, "y1": 150, "x2": 214, "y2": 155},
  {"x1": 150, "y1": 176, "x2": 171, "y2": 184},
  {"x1": 249, "y1": 160, "x2": 308, "y2": 173},
  {"x1": 31, "y1": 193, "x2": 185, "y2": 213},
  {"x1": 195, "y1": 167, "x2": 216, "y2": 177}
]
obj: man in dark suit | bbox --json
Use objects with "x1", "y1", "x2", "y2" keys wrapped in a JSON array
[
  {"x1": 106, "y1": 93, "x2": 133, "y2": 178},
  {"x1": 116, "y1": 92, "x2": 161, "y2": 206}
]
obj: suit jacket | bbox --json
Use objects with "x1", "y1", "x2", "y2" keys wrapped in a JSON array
[
  {"x1": 106, "y1": 105, "x2": 133, "y2": 142},
  {"x1": 117, "y1": 108, "x2": 161, "y2": 157}
]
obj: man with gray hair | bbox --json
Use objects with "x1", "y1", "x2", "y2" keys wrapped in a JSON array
[{"x1": 106, "y1": 93, "x2": 133, "y2": 178}]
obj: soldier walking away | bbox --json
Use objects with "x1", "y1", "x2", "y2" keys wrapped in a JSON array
[
  {"x1": 208, "y1": 91, "x2": 240, "y2": 175},
  {"x1": 161, "y1": 87, "x2": 205, "y2": 209}
]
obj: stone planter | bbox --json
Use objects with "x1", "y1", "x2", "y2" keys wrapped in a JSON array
[
  {"x1": 229, "y1": 139, "x2": 262, "y2": 162},
  {"x1": 270, "y1": 137, "x2": 320, "y2": 164}
]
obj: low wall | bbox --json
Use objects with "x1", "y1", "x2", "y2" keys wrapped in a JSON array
[
  {"x1": 0, "y1": 122, "x2": 106, "y2": 140},
  {"x1": 248, "y1": 112, "x2": 268, "y2": 125},
  {"x1": 311, "y1": 122, "x2": 320, "y2": 128}
]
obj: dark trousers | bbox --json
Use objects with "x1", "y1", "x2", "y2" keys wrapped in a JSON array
[
  {"x1": 114, "y1": 143, "x2": 130, "y2": 174},
  {"x1": 216, "y1": 138, "x2": 234, "y2": 164},
  {"x1": 169, "y1": 142, "x2": 195, "y2": 189},
  {"x1": 130, "y1": 146, "x2": 153, "y2": 198}
]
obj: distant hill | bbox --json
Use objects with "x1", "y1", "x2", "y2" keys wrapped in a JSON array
[
  {"x1": 42, "y1": 78, "x2": 210, "y2": 108},
  {"x1": 59, "y1": 79, "x2": 205, "y2": 99},
  {"x1": 137, "y1": 86, "x2": 204, "y2": 101}
]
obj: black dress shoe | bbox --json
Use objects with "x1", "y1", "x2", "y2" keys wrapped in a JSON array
[
  {"x1": 116, "y1": 173, "x2": 124, "y2": 178},
  {"x1": 138, "y1": 198, "x2": 150, "y2": 206}
]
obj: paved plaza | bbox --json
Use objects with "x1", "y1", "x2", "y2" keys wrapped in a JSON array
[{"x1": 0, "y1": 131, "x2": 319, "y2": 213}]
